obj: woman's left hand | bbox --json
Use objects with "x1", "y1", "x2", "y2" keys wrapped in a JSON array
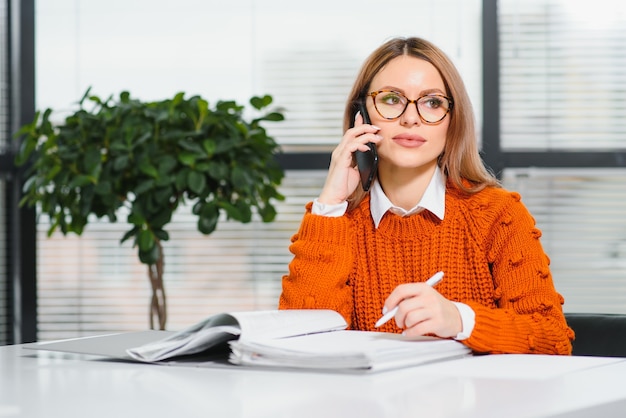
[{"x1": 382, "y1": 283, "x2": 462, "y2": 338}]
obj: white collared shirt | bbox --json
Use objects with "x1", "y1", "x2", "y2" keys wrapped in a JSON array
[
  {"x1": 369, "y1": 165, "x2": 446, "y2": 227},
  {"x1": 312, "y1": 167, "x2": 475, "y2": 340}
]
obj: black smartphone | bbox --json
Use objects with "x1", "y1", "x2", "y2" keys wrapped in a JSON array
[{"x1": 351, "y1": 101, "x2": 378, "y2": 192}]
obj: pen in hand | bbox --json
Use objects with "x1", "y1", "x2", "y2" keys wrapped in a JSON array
[{"x1": 374, "y1": 271, "x2": 445, "y2": 328}]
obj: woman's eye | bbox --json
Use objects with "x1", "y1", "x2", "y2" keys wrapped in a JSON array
[
  {"x1": 381, "y1": 94, "x2": 402, "y2": 105},
  {"x1": 423, "y1": 98, "x2": 443, "y2": 108}
]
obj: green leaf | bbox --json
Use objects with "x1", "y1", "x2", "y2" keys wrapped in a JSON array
[
  {"x1": 261, "y1": 112, "x2": 285, "y2": 122},
  {"x1": 78, "y1": 87, "x2": 93, "y2": 106},
  {"x1": 94, "y1": 181, "x2": 112, "y2": 195},
  {"x1": 128, "y1": 211, "x2": 145, "y2": 226},
  {"x1": 45, "y1": 164, "x2": 62, "y2": 181},
  {"x1": 178, "y1": 139, "x2": 205, "y2": 154},
  {"x1": 250, "y1": 95, "x2": 272, "y2": 110},
  {"x1": 138, "y1": 244, "x2": 160, "y2": 265},
  {"x1": 120, "y1": 226, "x2": 138, "y2": 244},
  {"x1": 172, "y1": 92, "x2": 185, "y2": 106},
  {"x1": 68, "y1": 175, "x2": 94, "y2": 189},
  {"x1": 175, "y1": 168, "x2": 190, "y2": 190},
  {"x1": 157, "y1": 155, "x2": 178, "y2": 175},
  {"x1": 113, "y1": 155, "x2": 130, "y2": 171},
  {"x1": 235, "y1": 199, "x2": 253, "y2": 222},
  {"x1": 198, "y1": 202, "x2": 219, "y2": 235},
  {"x1": 177, "y1": 151, "x2": 197, "y2": 166},
  {"x1": 137, "y1": 229, "x2": 155, "y2": 251},
  {"x1": 153, "y1": 229, "x2": 170, "y2": 241},
  {"x1": 258, "y1": 203, "x2": 278, "y2": 222},
  {"x1": 231, "y1": 165, "x2": 250, "y2": 189},
  {"x1": 218, "y1": 200, "x2": 243, "y2": 221},
  {"x1": 84, "y1": 148, "x2": 102, "y2": 176},
  {"x1": 134, "y1": 179, "x2": 155, "y2": 195},
  {"x1": 149, "y1": 208, "x2": 173, "y2": 229},
  {"x1": 202, "y1": 139, "x2": 216, "y2": 157},
  {"x1": 207, "y1": 161, "x2": 229, "y2": 180},
  {"x1": 188, "y1": 171, "x2": 206, "y2": 195},
  {"x1": 153, "y1": 186, "x2": 173, "y2": 206},
  {"x1": 139, "y1": 160, "x2": 159, "y2": 178},
  {"x1": 194, "y1": 162, "x2": 212, "y2": 173}
]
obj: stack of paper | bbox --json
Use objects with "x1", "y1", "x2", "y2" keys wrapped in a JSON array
[{"x1": 229, "y1": 330, "x2": 471, "y2": 372}]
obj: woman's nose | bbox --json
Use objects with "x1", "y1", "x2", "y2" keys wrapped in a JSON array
[{"x1": 400, "y1": 102, "x2": 422, "y2": 126}]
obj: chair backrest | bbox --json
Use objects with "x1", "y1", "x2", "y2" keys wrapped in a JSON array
[{"x1": 565, "y1": 313, "x2": 626, "y2": 357}]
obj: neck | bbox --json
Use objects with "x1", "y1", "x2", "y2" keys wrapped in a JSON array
[{"x1": 378, "y1": 162, "x2": 438, "y2": 210}]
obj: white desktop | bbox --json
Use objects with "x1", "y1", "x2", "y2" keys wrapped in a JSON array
[{"x1": 2, "y1": 340, "x2": 626, "y2": 418}]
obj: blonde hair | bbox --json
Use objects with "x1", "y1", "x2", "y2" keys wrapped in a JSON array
[{"x1": 344, "y1": 37, "x2": 499, "y2": 210}]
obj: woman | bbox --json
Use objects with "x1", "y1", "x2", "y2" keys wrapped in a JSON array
[{"x1": 279, "y1": 37, "x2": 573, "y2": 355}]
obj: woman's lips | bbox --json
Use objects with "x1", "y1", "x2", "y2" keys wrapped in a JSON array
[{"x1": 392, "y1": 134, "x2": 426, "y2": 148}]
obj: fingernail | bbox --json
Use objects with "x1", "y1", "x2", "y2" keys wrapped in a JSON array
[
  {"x1": 382, "y1": 306, "x2": 388, "y2": 315},
  {"x1": 375, "y1": 134, "x2": 383, "y2": 140},
  {"x1": 371, "y1": 125, "x2": 381, "y2": 130}
]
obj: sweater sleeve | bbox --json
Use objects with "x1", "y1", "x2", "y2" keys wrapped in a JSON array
[
  {"x1": 278, "y1": 203, "x2": 356, "y2": 325},
  {"x1": 463, "y1": 192, "x2": 574, "y2": 355}
]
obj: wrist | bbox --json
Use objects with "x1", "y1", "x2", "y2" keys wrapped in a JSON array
[
  {"x1": 312, "y1": 199, "x2": 348, "y2": 217},
  {"x1": 317, "y1": 194, "x2": 346, "y2": 206},
  {"x1": 451, "y1": 302, "x2": 475, "y2": 340}
]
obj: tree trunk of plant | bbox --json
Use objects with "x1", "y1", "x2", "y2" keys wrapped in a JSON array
[{"x1": 147, "y1": 240, "x2": 167, "y2": 330}]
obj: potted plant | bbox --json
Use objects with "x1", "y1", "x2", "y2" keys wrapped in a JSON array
[{"x1": 15, "y1": 88, "x2": 286, "y2": 330}]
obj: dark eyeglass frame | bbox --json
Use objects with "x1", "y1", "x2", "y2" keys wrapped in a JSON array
[{"x1": 367, "y1": 90, "x2": 454, "y2": 124}]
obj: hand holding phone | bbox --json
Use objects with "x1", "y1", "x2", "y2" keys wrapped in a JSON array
[{"x1": 351, "y1": 101, "x2": 379, "y2": 192}]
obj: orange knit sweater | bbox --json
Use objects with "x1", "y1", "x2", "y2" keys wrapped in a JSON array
[{"x1": 279, "y1": 184, "x2": 574, "y2": 355}]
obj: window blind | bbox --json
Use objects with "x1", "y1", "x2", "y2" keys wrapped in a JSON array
[
  {"x1": 502, "y1": 168, "x2": 626, "y2": 314},
  {"x1": 499, "y1": 0, "x2": 626, "y2": 150},
  {"x1": 260, "y1": 48, "x2": 357, "y2": 149}
]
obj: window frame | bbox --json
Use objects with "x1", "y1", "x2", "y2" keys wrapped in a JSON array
[
  {"x1": 1, "y1": 0, "x2": 37, "y2": 345},
  {"x1": 481, "y1": 0, "x2": 626, "y2": 176}
]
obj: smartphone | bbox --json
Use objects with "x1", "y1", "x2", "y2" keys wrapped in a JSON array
[{"x1": 351, "y1": 101, "x2": 378, "y2": 192}]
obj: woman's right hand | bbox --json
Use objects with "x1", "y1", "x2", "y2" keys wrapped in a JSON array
[{"x1": 317, "y1": 113, "x2": 382, "y2": 205}]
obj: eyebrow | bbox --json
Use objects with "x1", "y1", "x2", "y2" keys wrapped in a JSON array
[{"x1": 373, "y1": 86, "x2": 447, "y2": 96}]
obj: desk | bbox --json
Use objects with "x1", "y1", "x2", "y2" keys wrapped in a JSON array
[{"x1": 1, "y1": 343, "x2": 626, "y2": 418}]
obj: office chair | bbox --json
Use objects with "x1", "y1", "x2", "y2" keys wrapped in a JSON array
[{"x1": 565, "y1": 313, "x2": 626, "y2": 357}]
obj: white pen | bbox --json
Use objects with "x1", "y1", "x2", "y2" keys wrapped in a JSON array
[{"x1": 374, "y1": 271, "x2": 445, "y2": 328}]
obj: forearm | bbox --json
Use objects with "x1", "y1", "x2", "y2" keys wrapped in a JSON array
[
  {"x1": 279, "y1": 210, "x2": 355, "y2": 324},
  {"x1": 466, "y1": 198, "x2": 573, "y2": 354},
  {"x1": 463, "y1": 300, "x2": 573, "y2": 355}
]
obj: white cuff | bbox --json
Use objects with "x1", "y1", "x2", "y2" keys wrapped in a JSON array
[
  {"x1": 451, "y1": 302, "x2": 475, "y2": 340},
  {"x1": 312, "y1": 199, "x2": 348, "y2": 217}
]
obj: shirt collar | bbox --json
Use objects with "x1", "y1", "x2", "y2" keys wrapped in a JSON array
[{"x1": 370, "y1": 167, "x2": 446, "y2": 228}]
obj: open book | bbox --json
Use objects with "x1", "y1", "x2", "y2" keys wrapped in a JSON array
[
  {"x1": 25, "y1": 309, "x2": 471, "y2": 372},
  {"x1": 126, "y1": 309, "x2": 347, "y2": 362}
]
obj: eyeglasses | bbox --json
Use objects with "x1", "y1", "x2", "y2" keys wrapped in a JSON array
[{"x1": 368, "y1": 90, "x2": 453, "y2": 124}]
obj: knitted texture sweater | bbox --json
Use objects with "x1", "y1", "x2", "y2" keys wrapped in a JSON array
[{"x1": 279, "y1": 184, "x2": 574, "y2": 355}]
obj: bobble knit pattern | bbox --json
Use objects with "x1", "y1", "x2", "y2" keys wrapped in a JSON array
[{"x1": 279, "y1": 184, "x2": 574, "y2": 355}]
